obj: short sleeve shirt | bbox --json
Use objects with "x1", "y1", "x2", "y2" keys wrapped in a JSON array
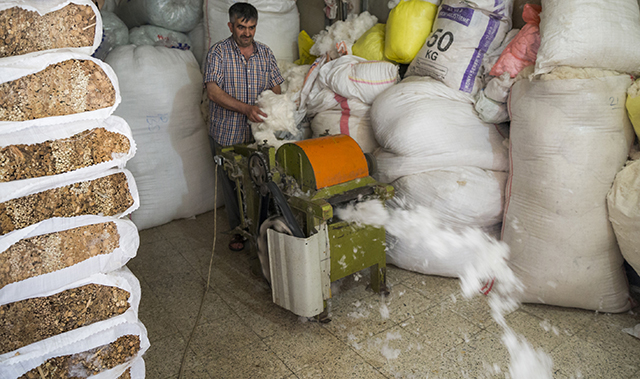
[{"x1": 204, "y1": 37, "x2": 284, "y2": 146}]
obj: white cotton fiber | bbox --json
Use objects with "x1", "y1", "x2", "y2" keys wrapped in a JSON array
[
  {"x1": 249, "y1": 90, "x2": 298, "y2": 148},
  {"x1": 278, "y1": 62, "x2": 310, "y2": 96},
  {"x1": 310, "y1": 12, "x2": 378, "y2": 59},
  {"x1": 336, "y1": 199, "x2": 555, "y2": 377}
]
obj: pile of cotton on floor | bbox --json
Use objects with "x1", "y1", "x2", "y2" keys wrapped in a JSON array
[
  {"x1": 371, "y1": 0, "x2": 513, "y2": 278},
  {"x1": 502, "y1": 0, "x2": 640, "y2": 313},
  {"x1": 0, "y1": 2, "x2": 148, "y2": 377}
]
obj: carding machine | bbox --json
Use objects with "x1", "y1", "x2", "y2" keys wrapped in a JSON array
[{"x1": 215, "y1": 135, "x2": 394, "y2": 320}]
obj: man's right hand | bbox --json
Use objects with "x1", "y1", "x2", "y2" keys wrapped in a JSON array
[{"x1": 245, "y1": 105, "x2": 268, "y2": 123}]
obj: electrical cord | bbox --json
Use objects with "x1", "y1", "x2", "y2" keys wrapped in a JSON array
[{"x1": 178, "y1": 164, "x2": 218, "y2": 378}]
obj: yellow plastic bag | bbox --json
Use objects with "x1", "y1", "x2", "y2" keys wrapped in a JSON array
[
  {"x1": 353, "y1": 23, "x2": 387, "y2": 61},
  {"x1": 295, "y1": 30, "x2": 318, "y2": 65},
  {"x1": 384, "y1": 0, "x2": 438, "y2": 64},
  {"x1": 627, "y1": 83, "x2": 640, "y2": 141}
]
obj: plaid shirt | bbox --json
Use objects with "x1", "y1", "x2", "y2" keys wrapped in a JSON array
[{"x1": 204, "y1": 37, "x2": 284, "y2": 146}]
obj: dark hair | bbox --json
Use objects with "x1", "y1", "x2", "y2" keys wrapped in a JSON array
[{"x1": 229, "y1": 3, "x2": 258, "y2": 23}]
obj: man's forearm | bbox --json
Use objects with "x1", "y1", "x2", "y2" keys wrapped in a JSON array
[
  {"x1": 206, "y1": 82, "x2": 250, "y2": 114},
  {"x1": 206, "y1": 81, "x2": 267, "y2": 123}
]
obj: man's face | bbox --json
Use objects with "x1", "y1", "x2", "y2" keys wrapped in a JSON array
[{"x1": 228, "y1": 18, "x2": 257, "y2": 48}]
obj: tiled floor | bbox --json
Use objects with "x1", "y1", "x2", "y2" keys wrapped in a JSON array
[{"x1": 127, "y1": 209, "x2": 640, "y2": 379}]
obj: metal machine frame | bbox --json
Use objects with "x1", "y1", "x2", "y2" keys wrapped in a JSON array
[{"x1": 217, "y1": 136, "x2": 394, "y2": 319}]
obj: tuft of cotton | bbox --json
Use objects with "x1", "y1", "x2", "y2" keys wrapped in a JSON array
[
  {"x1": 310, "y1": 12, "x2": 378, "y2": 59},
  {"x1": 503, "y1": 328, "x2": 554, "y2": 379},
  {"x1": 249, "y1": 90, "x2": 297, "y2": 148},
  {"x1": 380, "y1": 331, "x2": 402, "y2": 360},
  {"x1": 278, "y1": 61, "x2": 311, "y2": 98}
]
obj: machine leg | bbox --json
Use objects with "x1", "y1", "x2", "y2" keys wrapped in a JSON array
[{"x1": 370, "y1": 264, "x2": 389, "y2": 296}]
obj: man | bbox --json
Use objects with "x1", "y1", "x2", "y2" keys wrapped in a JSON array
[{"x1": 204, "y1": 2, "x2": 284, "y2": 251}]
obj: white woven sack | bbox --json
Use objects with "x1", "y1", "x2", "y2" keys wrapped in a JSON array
[
  {"x1": 115, "y1": 0, "x2": 202, "y2": 33},
  {"x1": 311, "y1": 106, "x2": 379, "y2": 153},
  {"x1": 126, "y1": 357, "x2": 146, "y2": 379},
  {"x1": 0, "y1": 268, "x2": 141, "y2": 364},
  {"x1": 0, "y1": 116, "x2": 136, "y2": 198},
  {"x1": 0, "y1": 166, "x2": 138, "y2": 214},
  {"x1": 371, "y1": 76, "x2": 509, "y2": 182},
  {"x1": 407, "y1": 0, "x2": 512, "y2": 95},
  {"x1": 0, "y1": 216, "x2": 139, "y2": 306},
  {"x1": 608, "y1": 160, "x2": 640, "y2": 277},
  {"x1": 105, "y1": 45, "x2": 217, "y2": 231},
  {"x1": 205, "y1": 0, "x2": 299, "y2": 62},
  {"x1": 534, "y1": 0, "x2": 640, "y2": 76},
  {"x1": 129, "y1": 25, "x2": 193, "y2": 50},
  {"x1": 0, "y1": 315, "x2": 149, "y2": 379},
  {"x1": 504, "y1": 71, "x2": 634, "y2": 312},
  {"x1": 0, "y1": 51, "x2": 121, "y2": 134},
  {"x1": 392, "y1": 167, "x2": 507, "y2": 228},
  {"x1": 0, "y1": 0, "x2": 102, "y2": 61},
  {"x1": 317, "y1": 55, "x2": 399, "y2": 105}
]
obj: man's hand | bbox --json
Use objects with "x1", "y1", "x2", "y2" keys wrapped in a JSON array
[{"x1": 245, "y1": 104, "x2": 267, "y2": 123}]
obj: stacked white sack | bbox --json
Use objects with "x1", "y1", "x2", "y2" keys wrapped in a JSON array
[
  {"x1": 503, "y1": 68, "x2": 634, "y2": 313},
  {"x1": 106, "y1": 45, "x2": 219, "y2": 231},
  {"x1": 534, "y1": 0, "x2": 640, "y2": 76},
  {"x1": 0, "y1": 268, "x2": 149, "y2": 379},
  {"x1": 371, "y1": 75, "x2": 509, "y2": 277},
  {"x1": 205, "y1": 0, "x2": 299, "y2": 62},
  {"x1": 608, "y1": 159, "x2": 640, "y2": 279},
  {"x1": 407, "y1": 0, "x2": 513, "y2": 96},
  {"x1": 304, "y1": 55, "x2": 398, "y2": 153},
  {"x1": 371, "y1": 76, "x2": 509, "y2": 183},
  {"x1": 1, "y1": 4, "x2": 149, "y2": 374},
  {"x1": 116, "y1": 0, "x2": 202, "y2": 33}
]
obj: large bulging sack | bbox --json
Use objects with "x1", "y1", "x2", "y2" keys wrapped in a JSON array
[
  {"x1": 608, "y1": 160, "x2": 640, "y2": 278},
  {"x1": 106, "y1": 45, "x2": 218, "y2": 231},
  {"x1": 407, "y1": 0, "x2": 512, "y2": 95},
  {"x1": 503, "y1": 69, "x2": 635, "y2": 313},
  {"x1": 534, "y1": 0, "x2": 640, "y2": 76},
  {"x1": 317, "y1": 55, "x2": 399, "y2": 105},
  {"x1": 115, "y1": 0, "x2": 203, "y2": 33},
  {"x1": 310, "y1": 96, "x2": 378, "y2": 153},
  {"x1": 205, "y1": 0, "x2": 299, "y2": 62},
  {"x1": 371, "y1": 76, "x2": 509, "y2": 182},
  {"x1": 393, "y1": 167, "x2": 507, "y2": 229},
  {"x1": 0, "y1": 0, "x2": 102, "y2": 60},
  {"x1": 384, "y1": 0, "x2": 439, "y2": 64}
]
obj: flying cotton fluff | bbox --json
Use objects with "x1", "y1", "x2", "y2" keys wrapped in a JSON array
[
  {"x1": 336, "y1": 199, "x2": 554, "y2": 378},
  {"x1": 249, "y1": 90, "x2": 298, "y2": 149},
  {"x1": 309, "y1": 11, "x2": 378, "y2": 59}
]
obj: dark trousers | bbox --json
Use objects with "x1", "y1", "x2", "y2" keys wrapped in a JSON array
[{"x1": 209, "y1": 136, "x2": 241, "y2": 231}]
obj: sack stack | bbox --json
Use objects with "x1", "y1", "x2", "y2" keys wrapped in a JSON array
[
  {"x1": 502, "y1": 0, "x2": 640, "y2": 312},
  {"x1": 369, "y1": 0, "x2": 512, "y2": 278},
  {"x1": 304, "y1": 55, "x2": 399, "y2": 153},
  {"x1": 0, "y1": 1, "x2": 149, "y2": 377}
]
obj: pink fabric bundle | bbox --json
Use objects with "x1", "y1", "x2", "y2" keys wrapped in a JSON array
[{"x1": 490, "y1": 4, "x2": 542, "y2": 78}]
